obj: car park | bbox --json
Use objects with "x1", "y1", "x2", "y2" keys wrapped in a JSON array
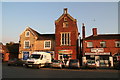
[
  {"x1": 7, "y1": 58, "x2": 26, "y2": 66},
  {"x1": 86, "y1": 60, "x2": 96, "y2": 69},
  {"x1": 51, "y1": 60, "x2": 65, "y2": 69},
  {"x1": 69, "y1": 59, "x2": 80, "y2": 69}
]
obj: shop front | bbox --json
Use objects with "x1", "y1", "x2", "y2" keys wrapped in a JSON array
[
  {"x1": 82, "y1": 48, "x2": 113, "y2": 67},
  {"x1": 58, "y1": 50, "x2": 72, "y2": 63}
]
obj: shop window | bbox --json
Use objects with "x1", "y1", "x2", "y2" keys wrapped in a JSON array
[
  {"x1": 87, "y1": 42, "x2": 93, "y2": 48},
  {"x1": 24, "y1": 40, "x2": 30, "y2": 49},
  {"x1": 25, "y1": 31, "x2": 30, "y2": 37},
  {"x1": 44, "y1": 40, "x2": 51, "y2": 49},
  {"x1": 100, "y1": 41, "x2": 106, "y2": 48},
  {"x1": 100, "y1": 55, "x2": 109, "y2": 60},
  {"x1": 86, "y1": 55, "x2": 95, "y2": 60},
  {"x1": 115, "y1": 41, "x2": 120, "y2": 47},
  {"x1": 63, "y1": 54, "x2": 69, "y2": 58},
  {"x1": 61, "y1": 32, "x2": 71, "y2": 46}
]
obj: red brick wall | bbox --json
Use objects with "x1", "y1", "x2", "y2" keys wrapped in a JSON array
[
  {"x1": 3, "y1": 53, "x2": 9, "y2": 61},
  {"x1": 55, "y1": 14, "x2": 78, "y2": 60},
  {"x1": 83, "y1": 39, "x2": 120, "y2": 56}
]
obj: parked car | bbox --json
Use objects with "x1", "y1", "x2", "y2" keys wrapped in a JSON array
[
  {"x1": 69, "y1": 59, "x2": 80, "y2": 69},
  {"x1": 51, "y1": 60, "x2": 65, "y2": 69},
  {"x1": 86, "y1": 60, "x2": 96, "y2": 69},
  {"x1": 7, "y1": 58, "x2": 26, "y2": 66}
]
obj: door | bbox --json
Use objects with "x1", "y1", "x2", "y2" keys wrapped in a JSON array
[
  {"x1": 23, "y1": 51, "x2": 29, "y2": 60},
  {"x1": 58, "y1": 55, "x2": 64, "y2": 61}
]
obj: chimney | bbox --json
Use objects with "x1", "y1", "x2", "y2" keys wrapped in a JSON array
[
  {"x1": 64, "y1": 8, "x2": 68, "y2": 14},
  {"x1": 92, "y1": 28, "x2": 97, "y2": 36},
  {"x1": 82, "y1": 23, "x2": 85, "y2": 39}
]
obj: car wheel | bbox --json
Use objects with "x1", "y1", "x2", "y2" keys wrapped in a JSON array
[
  {"x1": 25, "y1": 64, "x2": 29, "y2": 68},
  {"x1": 8, "y1": 64, "x2": 10, "y2": 66},
  {"x1": 37, "y1": 65, "x2": 41, "y2": 69},
  {"x1": 15, "y1": 64, "x2": 18, "y2": 66},
  {"x1": 23, "y1": 64, "x2": 25, "y2": 67}
]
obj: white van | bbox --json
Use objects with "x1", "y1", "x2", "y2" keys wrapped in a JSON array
[{"x1": 25, "y1": 52, "x2": 52, "y2": 69}]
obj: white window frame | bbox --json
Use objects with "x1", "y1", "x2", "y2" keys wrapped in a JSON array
[
  {"x1": 24, "y1": 40, "x2": 30, "y2": 49},
  {"x1": 115, "y1": 41, "x2": 120, "y2": 47},
  {"x1": 61, "y1": 32, "x2": 71, "y2": 46},
  {"x1": 44, "y1": 40, "x2": 51, "y2": 49},
  {"x1": 87, "y1": 42, "x2": 93, "y2": 48},
  {"x1": 25, "y1": 31, "x2": 30, "y2": 37},
  {"x1": 100, "y1": 41, "x2": 106, "y2": 48}
]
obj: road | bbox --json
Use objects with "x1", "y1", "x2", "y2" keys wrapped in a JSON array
[{"x1": 2, "y1": 63, "x2": 119, "y2": 78}]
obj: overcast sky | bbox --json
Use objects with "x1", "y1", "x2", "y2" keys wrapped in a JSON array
[{"x1": 1, "y1": 2, "x2": 119, "y2": 44}]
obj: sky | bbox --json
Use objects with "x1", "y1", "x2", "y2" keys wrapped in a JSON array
[{"x1": 1, "y1": 2, "x2": 119, "y2": 44}]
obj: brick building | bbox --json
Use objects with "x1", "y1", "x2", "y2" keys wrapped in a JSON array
[
  {"x1": 55, "y1": 8, "x2": 79, "y2": 61},
  {"x1": 0, "y1": 43, "x2": 9, "y2": 61},
  {"x1": 6, "y1": 42, "x2": 19, "y2": 60},
  {"x1": 82, "y1": 24, "x2": 120, "y2": 67},
  {"x1": 19, "y1": 27, "x2": 55, "y2": 60}
]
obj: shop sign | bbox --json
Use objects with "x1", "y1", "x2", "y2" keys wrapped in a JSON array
[
  {"x1": 23, "y1": 52, "x2": 29, "y2": 60},
  {"x1": 91, "y1": 48, "x2": 104, "y2": 52},
  {"x1": 85, "y1": 52, "x2": 110, "y2": 55},
  {"x1": 58, "y1": 50, "x2": 72, "y2": 54}
]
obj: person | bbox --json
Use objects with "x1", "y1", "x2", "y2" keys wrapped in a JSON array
[
  {"x1": 108, "y1": 61, "x2": 111, "y2": 67},
  {"x1": 96, "y1": 60, "x2": 100, "y2": 68}
]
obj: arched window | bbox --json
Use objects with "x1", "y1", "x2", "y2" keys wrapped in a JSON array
[{"x1": 25, "y1": 31, "x2": 30, "y2": 37}]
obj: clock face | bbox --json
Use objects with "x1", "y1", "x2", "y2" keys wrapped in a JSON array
[{"x1": 64, "y1": 17, "x2": 67, "y2": 21}]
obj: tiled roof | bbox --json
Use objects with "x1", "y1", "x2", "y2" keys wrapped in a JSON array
[
  {"x1": 27, "y1": 27, "x2": 55, "y2": 40},
  {"x1": 28, "y1": 27, "x2": 41, "y2": 37},
  {"x1": 37, "y1": 34, "x2": 55, "y2": 40},
  {"x1": 84, "y1": 34, "x2": 120, "y2": 40}
]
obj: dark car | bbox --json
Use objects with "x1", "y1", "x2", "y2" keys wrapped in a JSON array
[
  {"x1": 7, "y1": 58, "x2": 26, "y2": 66},
  {"x1": 69, "y1": 59, "x2": 80, "y2": 69},
  {"x1": 51, "y1": 60, "x2": 65, "y2": 69}
]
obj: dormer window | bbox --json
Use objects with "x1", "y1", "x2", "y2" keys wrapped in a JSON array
[{"x1": 25, "y1": 31, "x2": 30, "y2": 37}]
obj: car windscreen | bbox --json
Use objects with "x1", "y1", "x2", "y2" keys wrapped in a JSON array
[
  {"x1": 30, "y1": 54, "x2": 41, "y2": 59},
  {"x1": 87, "y1": 60, "x2": 95, "y2": 63}
]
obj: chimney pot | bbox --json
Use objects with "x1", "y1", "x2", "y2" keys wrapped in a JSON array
[
  {"x1": 64, "y1": 8, "x2": 68, "y2": 14},
  {"x1": 93, "y1": 28, "x2": 97, "y2": 36},
  {"x1": 82, "y1": 23, "x2": 85, "y2": 39}
]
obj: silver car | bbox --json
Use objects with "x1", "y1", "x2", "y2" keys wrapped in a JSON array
[{"x1": 51, "y1": 60, "x2": 64, "y2": 69}]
